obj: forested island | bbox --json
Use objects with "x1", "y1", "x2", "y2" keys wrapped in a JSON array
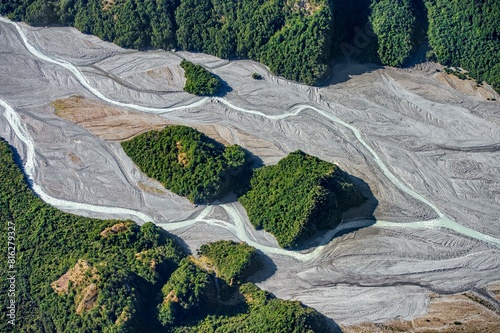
[
  {"x1": 121, "y1": 125, "x2": 251, "y2": 204},
  {"x1": 0, "y1": 137, "x2": 333, "y2": 332},
  {"x1": 180, "y1": 60, "x2": 222, "y2": 96},
  {"x1": 197, "y1": 240, "x2": 263, "y2": 285},
  {"x1": 239, "y1": 150, "x2": 364, "y2": 248},
  {"x1": 1, "y1": 0, "x2": 498, "y2": 91}
]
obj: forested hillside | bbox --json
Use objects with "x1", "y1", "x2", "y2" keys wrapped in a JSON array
[
  {"x1": 239, "y1": 150, "x2": 364, "y2": 248},
  {"x1": 198, "y1": 240, "x2": 262, "y2": 285},
  {"x1": 425, "y1": 0, "x2": 500, "y2": 92},
  {"x1": 1, "y1": 0, "x2": 498, "y2": 90},
  {"x1": 344, "y1": 0, "x2": 498, "y2": 92},
  {"x1": 0, "y1": 136, "x2": 186, "y2": 332},
  {"x1": 369, "y1": 0, "x2": 416, "y2": 67},
  {"x1": 0, "y1": 137, "x2": 333, "y2": 332}
]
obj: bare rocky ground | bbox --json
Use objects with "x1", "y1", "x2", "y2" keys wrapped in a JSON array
[
  {"x1": 342, "y1": 289, "x2": 500, "y2": 332},
  {"x1": 0, "y1": 20, "x2": 499, "y2": 328}
]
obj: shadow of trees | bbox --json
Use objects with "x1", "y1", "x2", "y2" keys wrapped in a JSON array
[
  {"x1": 246, "y1": 250, "x2": 277, "y2": 284},
  {"x1": 290, "y1": 173, "x2": 378, "y2": 252},
  {"x1": 214, "y1": 74, "x2": 233, "y2": 98}
]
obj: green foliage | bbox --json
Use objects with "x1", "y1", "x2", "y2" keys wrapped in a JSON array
[
  {"x1": 174, "y1": 0, "x2": 333, "y2": 84},
  {"x1": 173, "y1": 283, "x2": 332, "y2": 333},
  {"x1": 369, "y1": 0, "x2": 416, "y2": 67},
  {"x1": 239, "y1": 282, "x2": 272, "y2": 308},
  {"x1": 158, "y1": 257, "x2": 332, "y2": 332},
  {"x1": 25, "y1": 0, "x2": 59, "y2": 26},
  {"x1": 13, "y1": 0, "x2": 179, "y2": 49},
  {"x1": 425, "y1": 0, "x2": 500, "y2": 93},
  {"x1": 158, "y1": 259, "x2": 216, "y2": 326},
  {"x1": 261, "y1": 3, "x2": 333, "y2": 84},
  {"x1": 180, "y1": 60, "x2": 223, "y2": 96},
  {"x1": 198, "y1": 241, "x2": 262, "y2": 284},
  {"x1": 175, "y1": 0, "x2": 217, "y2": 53},
  {"x1": 241, "y1": 298, "x2": 330, "y2": 333},
  {"x1": 121, "y1": 126, "x2": 250, "y2": 204},
  {"x1": 0, "y1": 137, "x2": 185, "y2": 332},
  {"x1": 239, "y1": 150, "x2": 363, "y2": 248}
]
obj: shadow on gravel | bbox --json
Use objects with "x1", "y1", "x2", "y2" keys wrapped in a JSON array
[
  {"x1": 324, "y1": 316, "x2": 344, "y2": 333},
  {"x1": 292, "y1": 174, "x2": 378, "y2": 252},
  {"x1": 329, "y1": 174, "x2": 378, "y2": 239},
  {"x1": 345, "y1": 174, "x2": 378, "y2": 221},
  {"x1": 247, "y1": 250, "x2": 277, "y2": 284},
  {"x1": 213, "y1": 148, "x2": 264, "y2": 204},
  {"x1": 247, "y1": 149, "x2": 265, "y2": 169},
  {"x1": 214, "y1": 75, "x2": 233, "y2": 98}
]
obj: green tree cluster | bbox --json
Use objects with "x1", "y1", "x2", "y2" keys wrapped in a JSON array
[
  {"x1": 239, "y1": 150, "x2": 364, "y2": 248},
  {"x1": 121, "y1": 125, "x2": 251, "y2": 204},
  {"x1": 198, "y1": 240, "x2": 262, "y2": 284},
  {"x1": 121, "y1": 127, "x2": 364, "y2": 248},
  {"x1": 180, "y1": 60, "x2": 222, "y2": 96},
  {"x1": 122, "y1": 126, "x2": 363, "y2": 248},
  {"x1": 425, "y1": 0, "x2": 500, "y2": 92},
  {"x1": 260, "y1": 3, "x2": 333, "y2": 84},
  {"x1": 0, "y1": 137, "x2": 333, "y2": 332},
  {"x1": 369, "y1": 0, "x2": 416, "y2": 67}
]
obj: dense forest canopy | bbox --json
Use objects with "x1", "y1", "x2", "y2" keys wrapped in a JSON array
[
  {"x1": 171, "y1": 282, "x2": 333, "y2": 332},
  {"x1": 1, "y1": 0, "x2": 498, "y2": 90},
  {"x1": 121, "y1": 125, "x2": 251, "y2": 204},
  {"x1": 198, "y1": 240, "x2": 262, "y2": 285},
  {"x1": 0, "y1": 136, "x2": 333, "y2": 332},
  {"x1": 239, "y1": 150, "x2": 364, "y2": 248},
  {"x1": 425, "y1": 0, "x2": 500, "y2": 92},
  {"x1": 0, "y1": 136, "x2": 186, "y2": 332},
  {"x1": 180, "y1": 60, "x2": 222, "y2": 96}
]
